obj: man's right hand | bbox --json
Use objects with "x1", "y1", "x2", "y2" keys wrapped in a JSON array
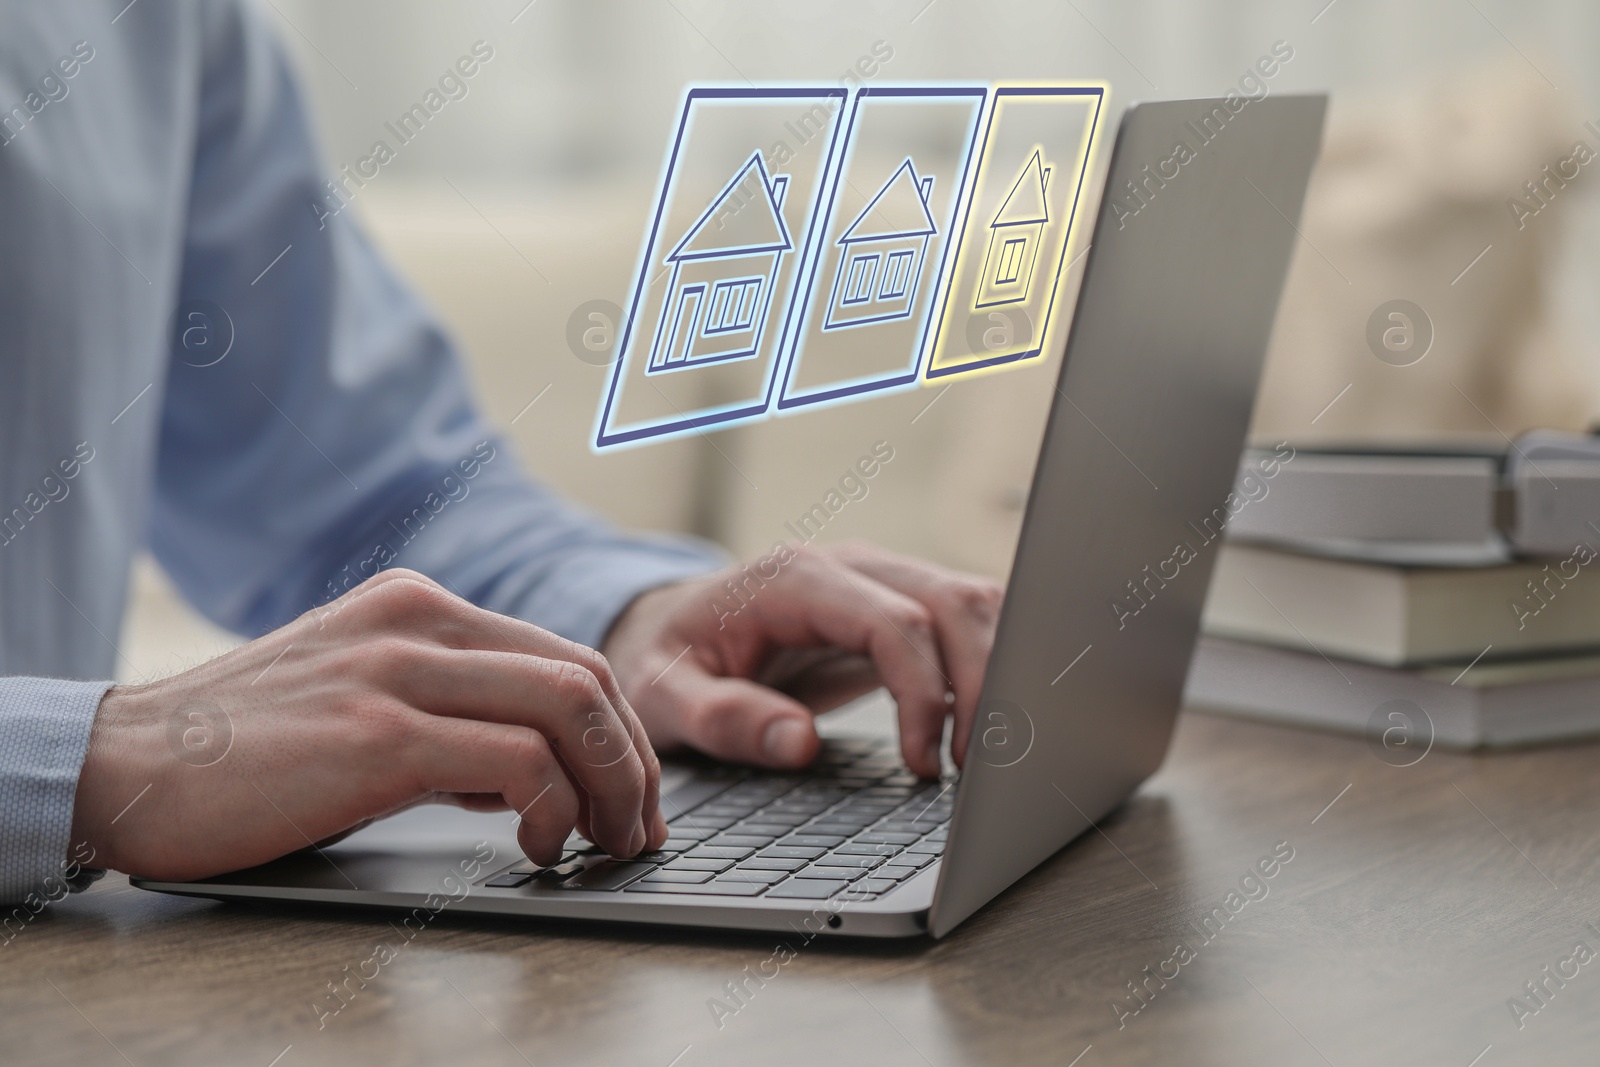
[{"x1": 69, "y1": 569, "x2": 665, "y2": 882}]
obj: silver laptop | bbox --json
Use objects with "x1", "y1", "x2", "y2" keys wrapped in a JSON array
[{"x1": 134, "y1": 94, "x2": 1326, "y2": 938}]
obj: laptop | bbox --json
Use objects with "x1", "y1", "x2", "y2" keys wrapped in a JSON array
[{"x1": 133, "y1": 94, "x2": 1327, "y2": 938}]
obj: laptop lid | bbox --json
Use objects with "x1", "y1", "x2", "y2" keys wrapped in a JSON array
[{"x1": 929, "y1": 94, "x2": 1327, "y2": 937}]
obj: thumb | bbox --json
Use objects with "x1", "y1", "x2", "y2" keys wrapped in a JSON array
[{"x1": 663, "y1": 672, "x2": 821, "y2": 769}]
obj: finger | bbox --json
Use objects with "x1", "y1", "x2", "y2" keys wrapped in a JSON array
[
  {"x1": 572, "y1": 790, "x2": 668, "y2": 853},
  {"x1": 384, "y1": 646, "x2": 651, "y2": 857},
  {"x1": 756, "y1": 647, "x2": 882, "y2": 714},
  {"x1": 746, "y1": 556, "x2": 950, "y2": 778},
  {"x1": 404, "y1": 715, "x2": 582, "y2": 866},
  {"x1": 341, "y1": 576, "x2": 661, "y2": 850},
  {"x1": 827, "y1": 544, "x2": 1002, "y2": 767},
  {"x1": 655, "y1": 666, "x2": 821, "y2": 770}
]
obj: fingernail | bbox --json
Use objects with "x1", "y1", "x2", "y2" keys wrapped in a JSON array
[
  {"x1": 763, "y1": 718, "x2": 811, "y2": 765},
  {"x1": 628, "y1": 823, "x2": 646, "y2": 857},
  {"x1": 924, "y1": 740, "x2": 941, "y2": 777}
]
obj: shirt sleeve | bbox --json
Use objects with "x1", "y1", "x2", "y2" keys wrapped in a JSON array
[
  {"x1": 151, "y1": 1, "x2": 722, "y2": 648},
  {"x1": 0, "y1": 678, "x2": 110, "y2": 907}
]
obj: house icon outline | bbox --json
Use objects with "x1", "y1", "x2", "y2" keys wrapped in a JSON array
[
  {"x1": 822, "y1": 157, "x2": 938, "y2": 332},
  {"x1": 974, "y1": 148, "x2": 1051, "y2": 310},
  {"x1": 647, "y1": 151, "x2": 793, "y2": 374}
]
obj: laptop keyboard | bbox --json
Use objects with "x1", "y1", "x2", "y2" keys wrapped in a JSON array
[{"x1": 480, "y1": 738, "x2": 953, "y2": 902}]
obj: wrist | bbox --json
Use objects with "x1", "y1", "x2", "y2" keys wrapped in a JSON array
[
  {"x1": 69, "y1": 684, "x2": 149, "y2": 874},
  {"x1": 599, "y1": 579, "x2": 684, "y2": 661}
]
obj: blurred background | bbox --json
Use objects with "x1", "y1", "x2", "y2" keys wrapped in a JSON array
[{"x1": 121, "y1": 0, "x2": 1600, "y2": 679}]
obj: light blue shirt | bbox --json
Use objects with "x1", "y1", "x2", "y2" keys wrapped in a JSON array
[{"x1": 0, "y1": 0, "x2": 719, "y2": 906}]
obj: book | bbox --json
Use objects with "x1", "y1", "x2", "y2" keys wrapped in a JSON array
[
  {"x1": 1184, "y1": 636, "x2": 1600, "y2": 748},
  {"x1": 1227, "y1": 431, "x2": 1600, "y2": 563},
  {"x1": 1201, "y1": 542, "x2": 1600, "y2": 666}
]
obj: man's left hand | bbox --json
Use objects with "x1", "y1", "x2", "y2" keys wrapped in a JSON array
[{"x1": 601, "y1": 541, "x2": 1002, "y2": 779}]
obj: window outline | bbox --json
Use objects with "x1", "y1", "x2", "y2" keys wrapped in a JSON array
[
  {"x1": 878, "y1": 248, "x2": 916, "y2": 300},
  {"x1": 994, "y1": 236, "x2": 1027, "y2": 285},
  {"x1": 701, "y1": 276, "x2": 764, "y2": 336},
  {"x1": 841, "y1": 252, "x2": 881, "y2": 306}
]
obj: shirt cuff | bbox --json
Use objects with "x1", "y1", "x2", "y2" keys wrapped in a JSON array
[{"x1": 0, "y1": 677, "x2": 111, "y2": 906}]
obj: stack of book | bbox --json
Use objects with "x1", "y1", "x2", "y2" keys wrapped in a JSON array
[{"x1": 1183, "y1": 432, "x2": 1600, "y2": 747}]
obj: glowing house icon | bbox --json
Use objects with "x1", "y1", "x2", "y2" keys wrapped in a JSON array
[
  {"x1": 975, "y1": 149, "x2": 1051, "y2": 309},
  {"x1": 649, "y1": 152, "x2": 792, "y2": 373},
  {"x1": 823, "y1": 158, "x2": 937, "y2": 330}
]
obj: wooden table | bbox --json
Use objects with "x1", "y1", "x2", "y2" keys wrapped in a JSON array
[{"x1": 6, "y1": 710, "x2": 1600, "y2": 1067}]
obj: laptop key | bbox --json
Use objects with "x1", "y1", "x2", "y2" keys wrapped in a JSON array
[
  {"x1": 777, "y1": 834, "x2": 847, "y2": 849},
  {"x1": 764, "y1": 800, "x2": 832, "y2": 813},
  {"x1": 661, "y1": 825, "x2": 719, "y2": 841},
  {"x1": 484, "y1": 872, "x2": 533, "y2": 889},
  {"x1": 708, "y1": 876, "x2": 781, "y2": 893},
  {"x1": 794, "y1": 865, "x2": 866, "y2": 881},
  {"x1": 719, "y1": 867, "x2": 788, "y2": 885},
  {"x1": 875, "y1": 865, "x2": 919, "y2": 881},
  {"x1": 896, "y1": 852, "x2": 937, "y2": 869},
  {"x1": 640, "y1": 869, "x2": 713, "y2": 884},
  {"x1": 765, "y1": 879, "x2": 850, "y2": 899},
  {"x1": 738, "y1": 856, "x2": 807, "y2": 872},
  {"x1": 814, "y1": 853, "x2": 884, "y2": 870},
  {"x1": 685, "y1": 845, "x2": 756, "y2": 861},
  {"x1": 857, "y1": 878, "x2": 900, "y2": 894},
  {"x1": 810, "y1": 805, "x2": 873, "y2": 818},
  {"x1": 834, "y1": 806, "x2": 900, "y2": 820},
  {"x1": 658, "y1": 839, "x2": 698, "y2": 853},
  {"x1": 759, "y1": 845, "x2": 827, "y2": 861},
  {"x1": 625, "y1": 880, "x2": 766, "y2": 897},
  {"x1": 538, "y1": 860, "x2": 585, "y2": 882},
  {"x1": 728, "y1": 818, "x2": 788, "y2": 830},
  {"x1": 556, "y1": 861, "x2": 655, "y2": 891},
  {"x1": 906, "y1": 840, "x2": 945, "y2": 855},
  {"x1": 740, "y1": 813, "x2": 810, "y2": 827},
  {"x1": 734, "y1": 824, "x2": 805, "y2": 839},
  {"x1": 693, "y1": 806, "x2": 760, "y2": 821},
  {"x1": 665, "y1": 857, "x2": 735, "y2": 873},
  {"x1": 805, "y1": 827, "x2": 874, "y2": 841},
  {"x1": 671, "y1": 814, "x2": 739, "y2": 831},
  {"x1": 854, "y1": 832, "x2": 919, "y2": 845},
  {"x1": 834, "y1": 842, "x2": 900, "y2": 857},
  {"x1": 705, "y1": 834, "x2": 774, "y2": 849}
]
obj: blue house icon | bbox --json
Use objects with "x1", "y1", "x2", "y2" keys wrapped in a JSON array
[
  {"x1": 823, "y1": 158, "x2": 937, "y2": 331},
  {"x1": 649, "y1": 151, "x2": 793, "y2": 373},
  {"x1": 975, "y1": 149, "x2": 1051, "y2": 309}
]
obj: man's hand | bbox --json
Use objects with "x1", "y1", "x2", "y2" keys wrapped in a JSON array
[
  {"x1": 71, "y1": 569, "x2": 665, "y2": 882},
  {"x1": 602, "y1": 541, "x2": 1003, "y2": 779}
]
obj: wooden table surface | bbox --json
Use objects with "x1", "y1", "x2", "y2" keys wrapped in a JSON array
[{"x1": 6, "y1": 709, "x2": 1600, "y2": 1067}]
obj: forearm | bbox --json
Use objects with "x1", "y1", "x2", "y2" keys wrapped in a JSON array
[{"x1": 307, "y1": 450, "x2": 727, "y2": 650}]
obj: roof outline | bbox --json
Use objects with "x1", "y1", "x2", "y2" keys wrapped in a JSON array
[
  {"x1": 991, "y1": 149, "x2": 1051, "y2": 228},
  {"x1": 667, "y1": 151, "x2": 794, "y2": 263},
  {"x1": 837, "y1": 157, "x2": 938, "y2": 245}
]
